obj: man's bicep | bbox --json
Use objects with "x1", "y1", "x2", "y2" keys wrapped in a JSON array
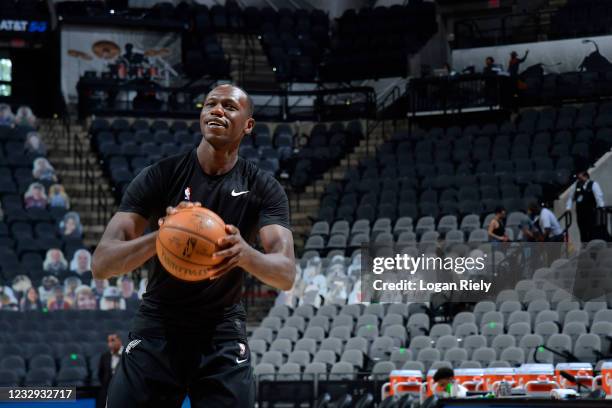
[
  {"x1": 100, "y1": 212, "x2": 149, "y2": 243},
  {"x1": 259, "y1": 224, "x2": 294, "y2": 257}
]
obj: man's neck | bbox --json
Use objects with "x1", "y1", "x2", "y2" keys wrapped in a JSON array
[{"x1": 196, "y1": 141, "x2": 238, "y2": 176}]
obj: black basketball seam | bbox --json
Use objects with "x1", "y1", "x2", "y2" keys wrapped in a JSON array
[
  {"x1": 159, "y1": 224, "x2": 221, "y2": 248},
  {"x1": 157, "y1": 238, "x2": 218, "y2": 267}
]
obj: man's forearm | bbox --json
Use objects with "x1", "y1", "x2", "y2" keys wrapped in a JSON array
[
  {"x1": 242, "y1": 248, "x2": 295, "y2": 291},
  {"x1": 92, "y1": 232, "x2": 157, "y2": 280}
]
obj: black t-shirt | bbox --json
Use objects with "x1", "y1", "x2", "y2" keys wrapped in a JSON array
[{"x1": 118, "y1": 149, "x2": 290, "y2": 335}]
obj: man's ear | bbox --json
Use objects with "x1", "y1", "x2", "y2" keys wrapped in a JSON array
[{"x1": 244, "y1": 117, "x2": 255, "y2": 135}]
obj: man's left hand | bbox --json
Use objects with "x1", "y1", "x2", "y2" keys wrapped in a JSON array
[{"x1": 208, "y1": 225, "x2": 254, "y2": 280}]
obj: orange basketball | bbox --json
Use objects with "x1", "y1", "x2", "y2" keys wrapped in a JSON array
[{"x1": 156, "y1": 206, "x2": 227, "y2": 282}]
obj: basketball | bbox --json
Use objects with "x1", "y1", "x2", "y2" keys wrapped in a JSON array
[{"x1": 156, "y1": 206, "x2": 227, "y2": 282}]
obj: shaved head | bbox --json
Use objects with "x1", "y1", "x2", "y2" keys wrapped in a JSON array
[{"x1": 206, "y1": 84, "x2": 253, "y2": 117}]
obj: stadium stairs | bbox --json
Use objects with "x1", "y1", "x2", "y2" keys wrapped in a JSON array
[
  {"x1": 40, "y1": 119, "x2": 114, "y2": 248},
  {"x1": 289, "y1": 119, "x2": 409, "y2": 251},
  {"x1": 217, "y1": 33, "x2": 279, "y2": 91}
]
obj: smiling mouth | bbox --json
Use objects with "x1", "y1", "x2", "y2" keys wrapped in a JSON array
[{"x1": 206, "y1": 119, "x2": 227, "y2": 128}]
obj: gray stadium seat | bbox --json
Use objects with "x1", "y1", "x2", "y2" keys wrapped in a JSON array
[
  {"x1": 270, "y1": 339, "x2": 292, "y2": 357},
  {"x1": 277, "y1": 327, "x2": 299, "y2": 343},
  {"x1": 563, "y1": 322, "x2": 587, "y2": 345},
  {"x1": 499, "y1": 301, "x2": 522, "y2": 322},
  {"x1": 429, "y1": 324, "x2": 452, "y2": 342},
  {"x1": 261, "y1": 351, "x2": 283, "y2": 369},
  {"x1": 313, "y1": 350, "x2": 337, "y2": 367},
  {"x1": 459, "y1": 361, "x2": 482, "y2": 369},
  {"x1": 254, "y1": 363, "x2": 276, "y2": 381},
  {"x1": 332, "y1": 314, "x2": 354, "y2": 331},
  {"x1": 535, "y1": 310, "x2": 559, "y2": 326},
  {"x1": 535, "y1": 322, "x2": 560, "y2": 343},
  {"x1": 340, "y1": 349, "x2": 364, "y2": 370},
  {"x1": 329, "y1": 326, "x2": 352, "y2": 342},
  {"x1": 455, "y1": 323, "x2": 478, "y2": 340},
  {"x1": 474, "y1": 301, "x2": 496, "y2": 325},
  {"x1": 268, "y1": 305, "x2": 290, "y2": 321},
  {"x1": 430, "y1": 361, "x2": 453, "y2": 371},
  {"x1": 436, "y1": 335, "x2": 459, "y2": 355},
  {"x1": 508, "y1": 322, "x2": 531, "y2": 344},
  {"x1": 364, "y1": 304, "x2": 385, "y2": 320},
  {"x1": 308, "y1": 315, "x2": 331, "y2": 333},
  {"x1": 356, "y1": 314, "x2": 379, "y2": 331},
  {"x1": 345, "y1": 337, "x2": 368, "y2": 355},
  {"x1": 507, "y1": 311, "x2": 531, "y2": 328},
  {"x1": 481, "y1": 322, "x2": 504, "y2": 345},
  {"x1": 356, "y1": 325, "x2": 379, "y2": 342},
  {"x1": 591, "y1": 321, "x2": 612, "y2": 352},
  {"x1": 294, "y1": 338, "x2": 316, "y2": 356},
  {"x1": 251, "y1": 327, "x2": 274, "y2": 345},
  {"x1": 573, "y1": 333, "x2": 601, "y2": 363},
  {"x1": 524, "y1": 289, "x2": 547, "y2": 304},
  {"x1": 488, "y1": 361, "x2": 511, "y2": 368},
  {"x1": 444, "y1": 348, "x2": 468, "y2": 368},
  {"x1": 407, "y1": 313, "x2": 429, "y2": 338},
  {"x1": 0, "y1": 356, "x2": 25, "y2": 379},
  {"x1": 593, "y1": 309, "x2": 612, "y2": 324},
  {"x1": 317, "y1": 304, "x2": 339, "y2": 319},
  {"x1": 304, "y1": 327, "x2": 325, "y2": 343},
  {"x1": 370, "y1": 336, "x2": 394, "y2": 361},
  {"x1": 402, "y1": 360, "x2": 425, "y2": 372},
  {"x1": 409, "y1": 336, "x2": 433, "y2": 357},
  {"x1": 372, "y1": 361, "x2": 396, "y2": 379},
  {"x1": 556, "y1": 300, "x2": 580, "y2": 322},
  {"x1": 285, "y1": 316, "x2": 306, "y2": 333},
  {"x1": 584, "y1": 302, "x2": 607, "y2": 323},
  {"x1": 452, "y1": 312, "x2": 476, "y2": 331},
  {"x1": 340, "y1": 304, "x2": 362, "y2": 320},
  {"x1": 0, "y1": 369, "x2": 20, "y2": 386},
  {"x1": 460, "y1": 214, "x2": 481, "y2": 235},
  {"x1": 491, "y1": 335, "x2": 516, "y2": 357},
  {"x1": 381, "y1": 314, "x2": 404, "y2": 332},
  {"x1": 24, "y1": 368, "x2": 55, "y2": 386},
  {"x1": 278, "y1": 362, "x2": 301, "y2": 380},
  {"x1": 390, "y1": 348, "x2": 413, "y2": 368},
  {"x1": 320, "y1": 338, "x2": 343, "y2": 357},
  {"x1": 464, "y1": 335, "x2": 487, "y2": 358},
  {"x1": 416, "y1": 348, "x2": 440, "y2": 371},
  {"x1": 330, "y1": 361, "x2": 355, "y2": 380},
  {"x1": 303, "y1": 362, "x2": 327, "y2": 380},
  {"x1": 500, "y1": 347, "x2": 525, "y2": 366},
  {"x1": 56, "y1": 367, "x2": 87, "y2": 386},
  {"x1": 294, "y1": 304, "x2": 315, "y2": 320},
  {"x1": 288, "y1": 350, "x2": 311, "y2": 369},
  {"x1": 547, "y1": 334, "x2": 572, "y2": 363},
  {"x1": 387, "y1": 303, "x2": 409, "y2": 318},
  {"x1": 472, "y1": 347, "x2": 496, "y2": 367},
  {"x1": 383, "y1": 325, "x2": 407, "y2": 347}
]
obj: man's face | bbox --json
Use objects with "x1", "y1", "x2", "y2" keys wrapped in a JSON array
[
  {"x1": 199, "y1": 85, "x2": 254, "y2": 149},
  {"x1": 33, "y1": 187, "x2": 42, "y2": 199},
  {"x1": 107, "y1": 334, "x2": 121, "y2": 353},
  {"x1": 499, "y1": 210, "x2": 507, "y2": 219},
  {"x1": 51, "y1": 250, "x2": 60, "y2": 262},
  {"x1": 578, "y1": 173, "x2": 588, "y2": 182},
  {"x1": 486, "y1": 58, "x2": 493, "y2": 66}
]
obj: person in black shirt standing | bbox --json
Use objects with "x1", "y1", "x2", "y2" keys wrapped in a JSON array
[
  {"x1": 565, "y1": 169, "x2": 605, "y2": 242},
  {"x1": 92, "y1": 84, "x2": 296, "y2": 407},
  {"x1": 488, "y1": 206, "x2": 509, "y2": 242}
]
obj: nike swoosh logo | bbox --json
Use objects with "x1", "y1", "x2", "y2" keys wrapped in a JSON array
[
  {"x1": 236, "y1": 358, "x2": 248, "y2": 364},
  {"x1": 231, "y1": 189, "x2": 249, "y2": 197}
]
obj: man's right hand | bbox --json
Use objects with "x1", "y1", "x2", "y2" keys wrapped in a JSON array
[{"x1": 158, "y1": 201, "x2": 202, "y2": 227}]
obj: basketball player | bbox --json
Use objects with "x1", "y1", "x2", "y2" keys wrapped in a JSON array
[{"x1": 92, "y1": 84, "x2": 296, "y2": 407}]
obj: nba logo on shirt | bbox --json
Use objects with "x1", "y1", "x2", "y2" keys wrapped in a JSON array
[{"x1": 184, "y1": 187, "x2": 191, "y2": 201}]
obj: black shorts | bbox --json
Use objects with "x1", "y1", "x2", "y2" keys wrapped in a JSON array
[{"x1": 106, "y1": 321, "x2": 254, "y2": 408}]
